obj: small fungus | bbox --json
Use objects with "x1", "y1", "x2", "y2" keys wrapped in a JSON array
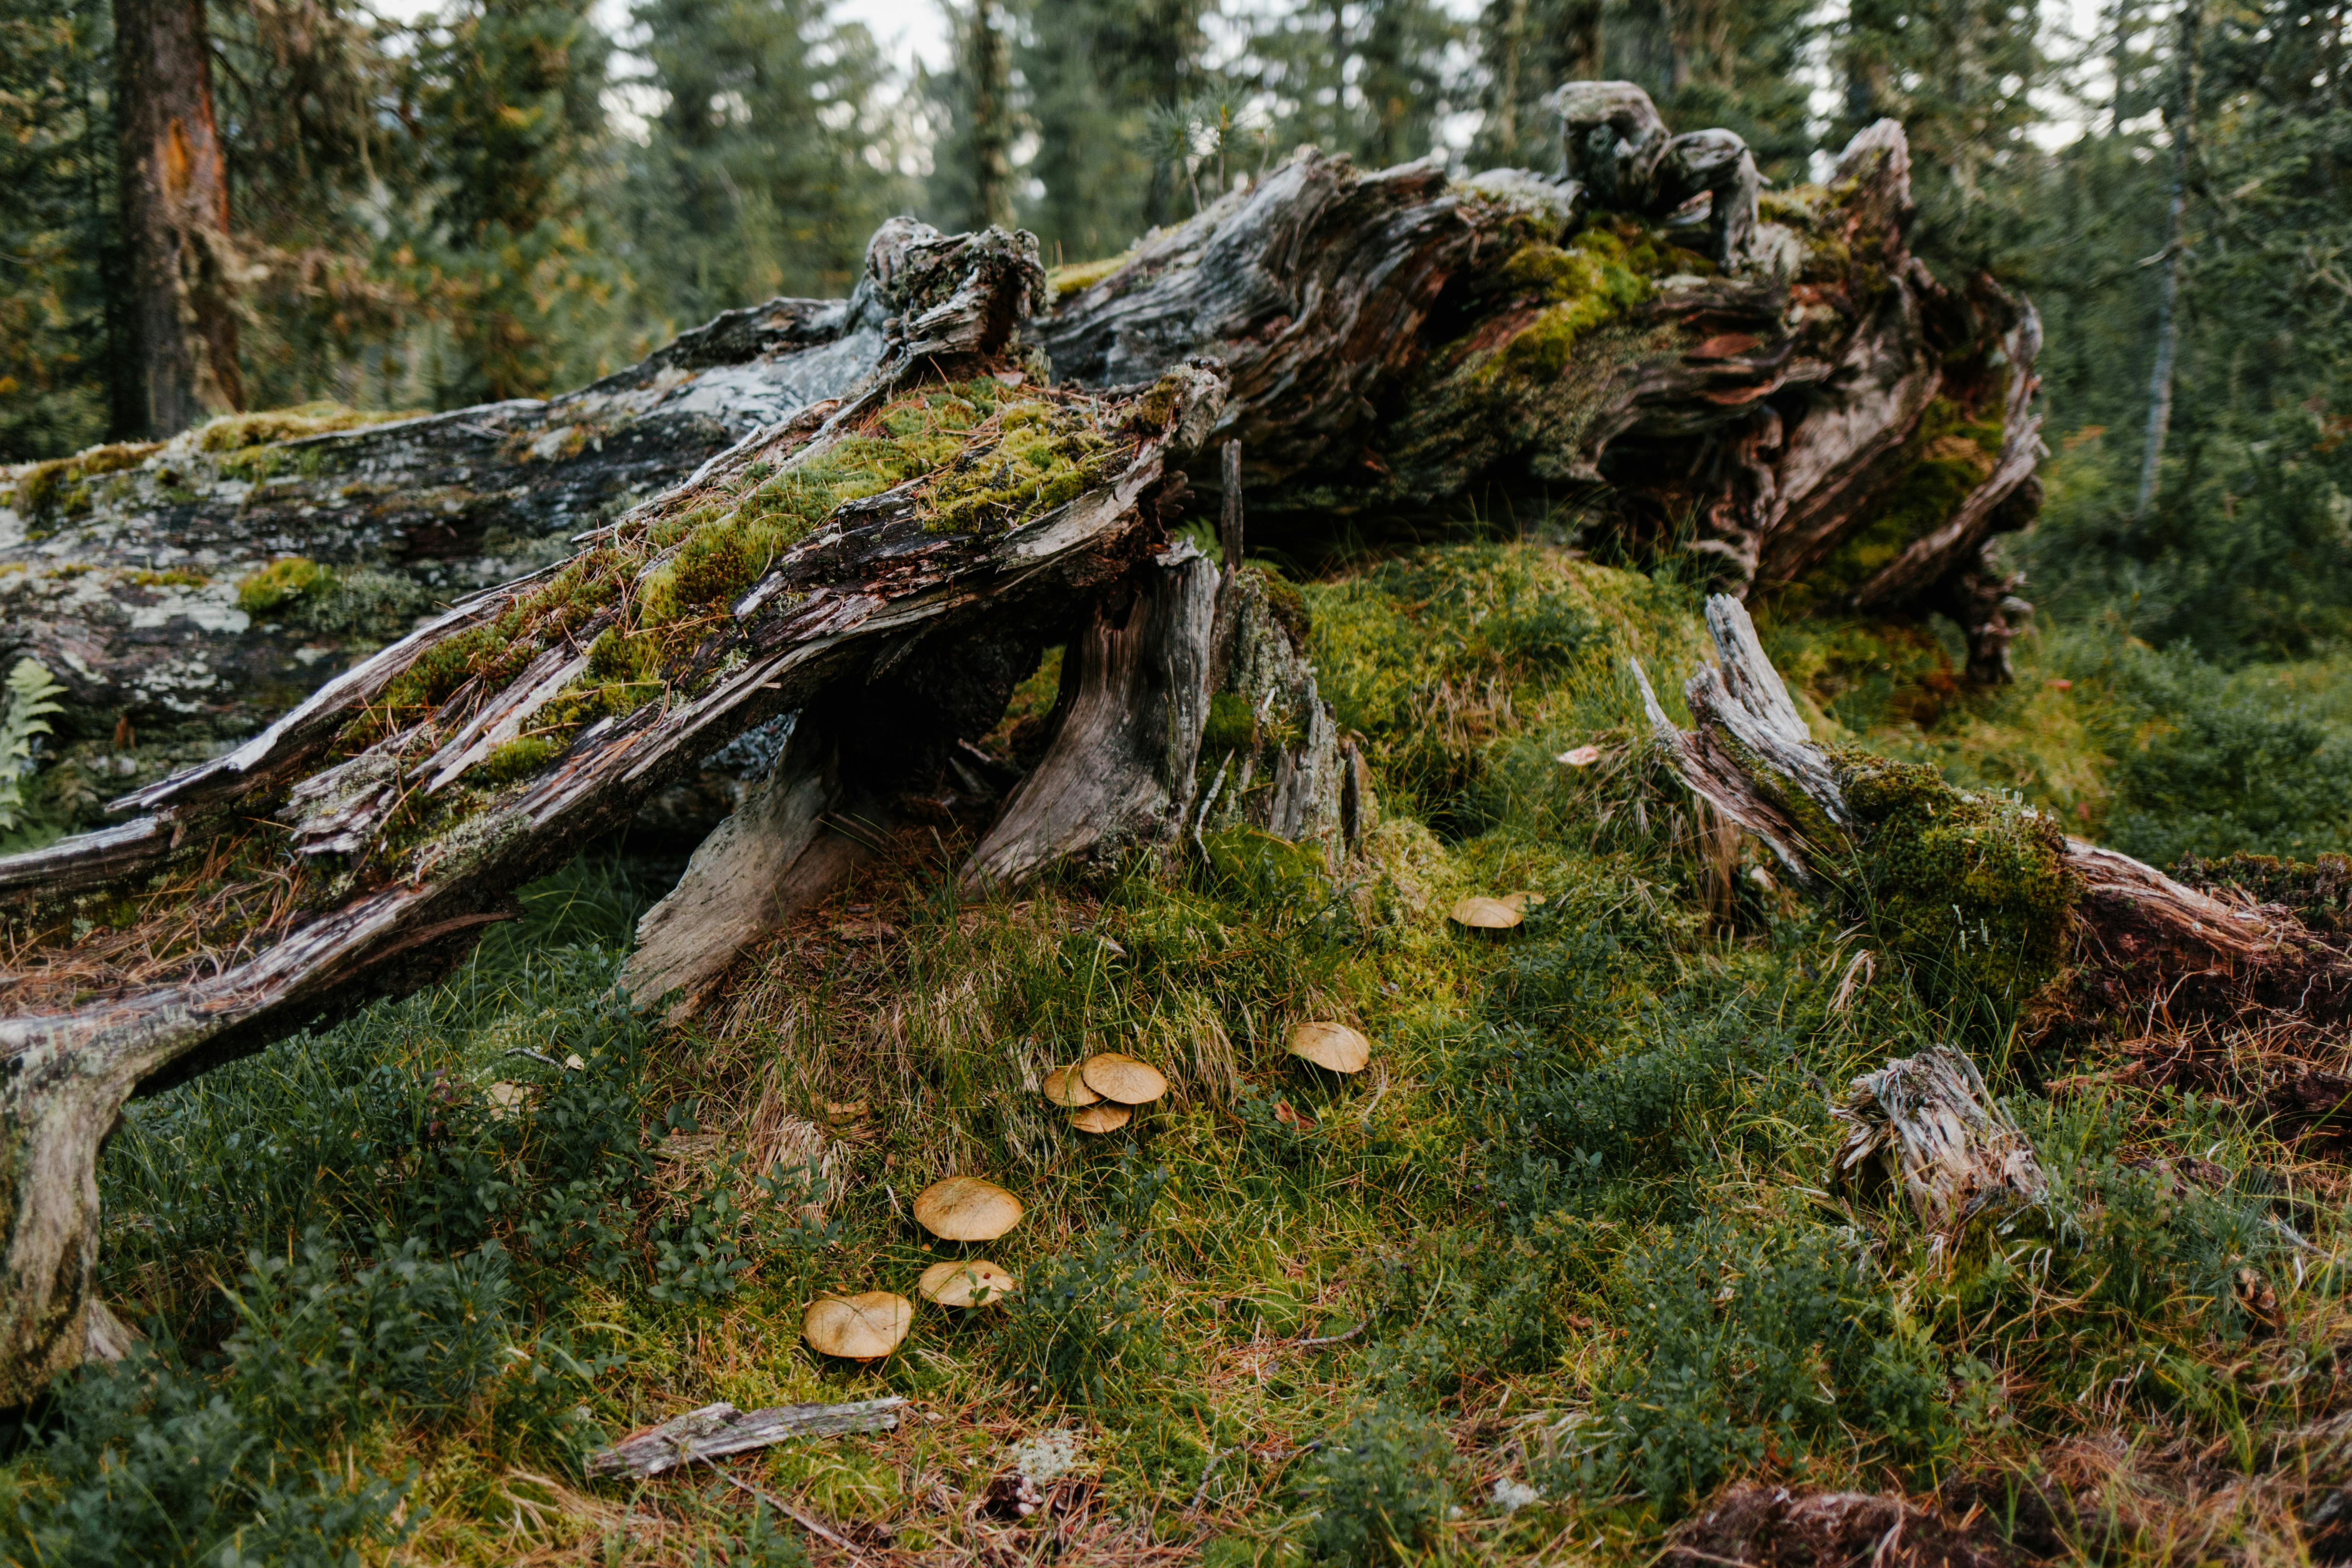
[
  {"x1": 1070, "y1": 1103, "x2": 1132, "y2": 1134},
  {"x1": 918, "y1": 1260, "x2": 1017, "y2": 1307},
  {"x1": 802, "y1": 1292, "x2": 912, "y2": 1359},
  {"x1": 912, "y1": 1176, "x2": 1024, "y2": 1241},
  {"x1": 1042, "y1": 1065, "x2": 1101, "y2": 1107},
  {"x1": 1078, "y1": 1052, "x2": 1166, "y2": 1105},
  {"x1": 1449, "y1": 895, "x2": 1524, "y2": 931},
  {"x1": 1289, "y1": 1021, "x2": 1371, "y2": 1073}
]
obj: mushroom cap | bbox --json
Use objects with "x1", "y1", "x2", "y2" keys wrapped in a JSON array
[
  {"x1": 1288, "y1": 1021, "x2": 1371, "y2": 1073},
  {"x1": 912, "y1": 1175, "x2": 1024, "y2": 1240},
  {"x1": 1449, "y1": 895, "x2": 1524, "y2": 931},
  {"x1": 1070, "y1": 1102, "x2": 1133, "y2": 1134},
  {"x1": 1499, "y1": 890, "x2": 1546, "y2": 914},
  {"x1": 917, "y1": 1259, "x2": 1017, "y2": 1307},
  {"x1": 1079, "y1": 1052, "x2": 1167, "y2": 1105},
  {"x1": 802, "y1": 1292, "x2": 912, "y2": 1359},
  {"x1": 1041, "y1": 1065, "x2": 1101, "y2": 1107}
]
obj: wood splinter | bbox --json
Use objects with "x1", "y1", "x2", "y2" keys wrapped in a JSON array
[{"x1": 587, "y1": 1395, "x2": 908, "y2": 1480}]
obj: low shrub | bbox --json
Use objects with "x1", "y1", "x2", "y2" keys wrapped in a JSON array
[{"x1": 1299, "y1": 1400, "x2": 1455, "y2": 1567}]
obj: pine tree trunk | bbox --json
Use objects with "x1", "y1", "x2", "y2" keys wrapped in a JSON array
[
  {"x1": 972, "y1": 0, "x2": 1016, "y2": 232},
  {"x1": 112, "y1": 0, "x2": 242, "y2": 437},
  {"x1": 2134, "y1": 2, "x2": 2198, "y2": 521}
]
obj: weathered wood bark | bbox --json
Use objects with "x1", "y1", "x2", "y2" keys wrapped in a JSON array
[
  {"x1": 113, "y1": 0, "x2": 242, "y2": 435},
  {"x1": 1039, "y1": 95, "x2": 2044, "y2": 678},
  {"x1": 0, "y1": 229, "x2": 1224, "y2": 1403},
  {"x1": 620, "y1": 715, "x2": 879, "y2": 1023},
  {"x1": 588, "y1": 1396, "x2": 907, "y2": 1480},
  {"x1": 1636, "y1": 595, "x2": 2352, "y2": 1039},
  {"x1": 0, "y1": 243, "x2": 904, "y2": 828},
  {"x1": 5, "y1": 88, "x2": 2048, "y2": 848},
  {"x1": 959, "y1": 542, "x2": 1218, "y2": 893},
  {"x1": 1831, "y1": 1044, "x2": 2048, "y2": 1248}
]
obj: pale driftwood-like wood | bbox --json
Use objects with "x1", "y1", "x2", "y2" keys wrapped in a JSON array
[
  {"x1": 621, "y1": 718, "x2": 862, "y2": 1021},
  {"x1": 960, "y1": 544, "x2": 1219, "y2": 893},
  {"x1": 587, "y1": 1395, "x2": 907, "y2": 1480},
  {"x1": 1199, "y1": 567, "x2": 1354, "y2": 860},
  {"x1": 1831, "y1": 1045, "x2": 2048, "y2": 1244},
  {"x1": 0, "y1": 229, "x2": 1225, "y2": 1403}
]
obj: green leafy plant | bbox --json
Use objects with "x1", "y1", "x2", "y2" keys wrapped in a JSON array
[
  {"x1": 0, "y1": 656, "x2": 65, "y2": 832},
  {"x1": 1001, "y1": 1153, "x2": 1172, "y2": 1404},
  {"x1": 1299, "y1": 1400, "x2": 1455, "y2": 1567}
]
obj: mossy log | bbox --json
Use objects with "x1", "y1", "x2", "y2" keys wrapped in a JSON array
[
  {"x1": 0, "y1": 231, "x2": 1225, "y2": 1403},
  {"x1": 1637, "y1": 596, "x2": 2352, "y2": 1044},
  {"x1": 5, "y1": 88, "x2": 2042, "y2": 848},
  {"x1": 0, "y1": 223, "x2": 925, "y2": 831},
  {"x1": 1039, "y1": 97, "x2": 2043, "y2": 677}
]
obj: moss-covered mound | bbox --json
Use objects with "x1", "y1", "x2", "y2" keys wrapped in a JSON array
[{"x1": 1838, "y1": 756, "x2": 2081, "y2": 1008}]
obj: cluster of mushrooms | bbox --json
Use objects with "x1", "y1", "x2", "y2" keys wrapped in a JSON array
[
  {"x1": 797, "y1": 887, "x2": 1545, "y2": 1363},
  {"x1": 799, "y1": 1016, "x2": 1393, "y2": 1363},
  {"x1": 801, "y1": 1174, "x2": 1027, "y2": 1360}
]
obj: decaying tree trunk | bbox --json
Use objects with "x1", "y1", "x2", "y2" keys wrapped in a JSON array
[
  {"x1": 0, "y1": 84, "x2": 2051, "y2": 1403},
  {"x1": 960, "y1": 542, "x2": 1218, "y2": 893},
  {"x1": 1637, "y1": 595, "x2": 2352, "y2": 1055},
  {"x1": 7, "y1": 86, "x2": 2042, "y2": 842},
  {"x1": 1831, "y1": 1045, "x2": 2048, "y2": 1251},
  {"x1": 0, "y1": 273, "x2": 905, "y2": 828},
  {"x1": 1040, "y1": 100, "x2": 2043, "y2": 680}
]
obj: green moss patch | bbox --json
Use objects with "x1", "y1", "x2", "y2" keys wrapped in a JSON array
[
  {"x1": 1839, "y1": 755, "x2": 2081, "y2": 1007},
  {"x1": 237, "y1": 557, "x2": 338, "y2": 616}
]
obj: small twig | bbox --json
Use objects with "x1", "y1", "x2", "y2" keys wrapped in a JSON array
[
  {"x1": 1292, "y1": 1321, "x2": 1365, "y2": 1349},
  {"x1": 709, "y1": 1465, "x2": 867, "y2": 1559},
  {"x1": 1186, "y1": 1447, "x2": 1226, "y2": 1515},
  {"x1": 503, "y1": 1047, "x2": 565, "y2": 1069}
]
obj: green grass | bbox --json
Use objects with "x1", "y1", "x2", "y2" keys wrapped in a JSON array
[{"x1": 7, "y1": 545, "x2": 2350, "y2": 1567}]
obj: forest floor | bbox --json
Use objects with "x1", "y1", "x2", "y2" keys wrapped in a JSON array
[{"x1": 8, "y1": 538, "x2": 2352, "y2": 1568}]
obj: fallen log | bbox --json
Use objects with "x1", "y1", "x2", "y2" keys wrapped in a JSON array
[
  {"x1": 0, "y1": 224, "x2": 926, "y2": 825},
  {"x1": 0, "y1": 229, "x2": 1222, "y2": 1402},
  {"x1": 1040, "y1": 98, "x2": 2043, "y2": 678},
  {"x1": 0, "y1": 83, "x2": 2052, "y2": 1403},
  {"x1": 2, "y1": 90, "x2": 2045, "y2": 855}
]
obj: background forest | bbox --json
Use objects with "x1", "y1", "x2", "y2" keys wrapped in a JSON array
[
  {"x1": 15, "y1": 3, "x2": 2352, "y2": 1568},
  {"x1": 13, "y1": 0, "x2": 2352, "y2": 668}
]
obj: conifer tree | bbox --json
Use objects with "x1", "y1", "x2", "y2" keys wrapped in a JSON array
[
  {"x1": 1022, "y1": 0, "x2": 1212, "y2": 262},
  {"x1": 620, "y1": 0, "x2": 905, "y2": 324},
  {"x1": 407, "y1": 0, "x2": 623, "y2": 403},
  {"x1": 0, "y1": 0, "x2": 117, "y2": 459}
]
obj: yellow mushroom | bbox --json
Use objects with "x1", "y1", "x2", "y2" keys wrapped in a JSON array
[
  {"x1": 1288, "y1": 1021, "x2": 1371, "y2": 1073},
  {"x1": 917, "y1": 1259, "x2": 1017, "y2": 1307},
  {"x1": 1042, "y1": 1065, "x2": 1101, "y2": 1107},
  {"x1": 1079, "y1": 1052, "x2": 1167, "y2": 1106},
  {"x1": 802, "y1": 1292, "x2": 912, "y2": 1359},
  {"x1": 1070, "y1": 1102, "x2": 1133, "y2": 1134},
  {"x1": 911, "y1": 1176, "x2": 1024, "y2": 1241},
  {"x1": 1449, "y1": 895, "x2": 1524, "y2": 931}
]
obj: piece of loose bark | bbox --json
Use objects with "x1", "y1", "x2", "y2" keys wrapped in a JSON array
[{"x1": 588, "y1": 1395, "x2": 908, "y2": 1479}]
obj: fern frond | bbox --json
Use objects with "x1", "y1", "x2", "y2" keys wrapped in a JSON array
[{"x1": 0, "y1": 656, "x2": 66, "y2": 832}]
